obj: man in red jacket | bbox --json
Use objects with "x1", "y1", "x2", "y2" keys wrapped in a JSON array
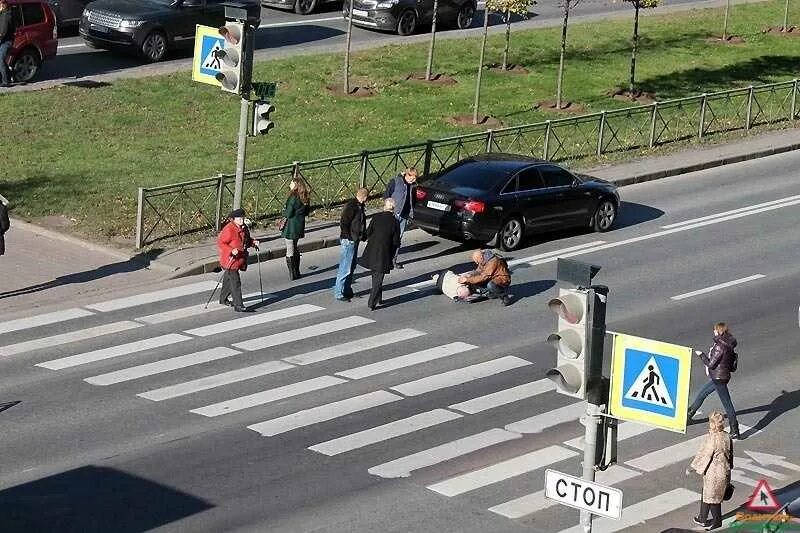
[{"x1": 217, "y1": 208, "x2": 259, "y2": 312}]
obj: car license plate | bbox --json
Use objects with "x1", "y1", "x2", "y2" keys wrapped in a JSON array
[
  {"x1": 427, "y1": 201, "x2": 449, "y2": 211},
  {"x1": 91, "y1": 24, "x2": 110, "y2": 33},
  {"x1": 352, "y1": 8, "x2": 368, "y2": 17}
]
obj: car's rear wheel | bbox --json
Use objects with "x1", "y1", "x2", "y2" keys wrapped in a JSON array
[
  {"x1": 12, "y1": 49, "x2": 41, "y2": 83},
  {"x1": 593, "y1": 199, "x2": 617, "y2": 232},
  {"x1": 499, "y1": 217, "x2": 524, "y2": 251},
  {"x1": 455, "y1": 3, "x2": 475, "y2": 29},
  {"x1": 141, "y1": 30, "x2": 168, "y2": 62},
  {"x1": 397, "y1": 10, "x2": 417, "y2": 35},
  {"x1": 294, "y1": 0, "x2": 317, "y2": 15}
]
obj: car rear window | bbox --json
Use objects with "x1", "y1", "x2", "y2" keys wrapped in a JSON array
[
  {"x1": 436, "y1": 161, "x2": 514, "y2": 191},
  {"x1": 20, "y1": 3, "x2": 45, "y2": 25}
]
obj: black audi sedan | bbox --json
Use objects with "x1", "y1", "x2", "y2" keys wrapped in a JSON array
[
  {"x1": 412, "y1": 154, "x2": 620, "y2": 251},
  {"x1": 343, "y1": 0, "x2": 475, "y2": 35}
]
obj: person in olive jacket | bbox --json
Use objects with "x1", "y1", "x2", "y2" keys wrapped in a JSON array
[
  {"x1": 358, "y1": 198, "x2": 400, "y2": 311},
  {"x1": 688, "y1": 322, "x2": 741, "y2": 439},
  {"x1": 281, "y1": 177, "x2": 310, "y2": 280}
]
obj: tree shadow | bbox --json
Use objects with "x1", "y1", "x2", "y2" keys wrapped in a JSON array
[
  {"x1": 0, "y1": 249, "x2": 165, "y2": 300},
  {"x1": 737, "y1": 389, "x2": 800, "y2": 439},
  {"x1": 0, "y1": 465, "x2": 212, "y2": 533}
]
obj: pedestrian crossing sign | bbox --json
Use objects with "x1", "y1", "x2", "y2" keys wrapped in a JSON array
[
  {"x1": 192, "y1": 25, "x2": 224, "y2": 87},
  {"x1": 609, "y1": 333, "x2": 692, "y2": 433}
]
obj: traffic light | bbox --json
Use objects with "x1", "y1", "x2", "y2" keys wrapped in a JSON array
[
  {"x1": 216, "y1": 21, "x2": 245, "y2": 94},
  {"x1": 251, "y1": 101, "x2": 275, "y2": 136},
  {"x1": 546, "y1": 288, "x2": 590, "y2": 398}
]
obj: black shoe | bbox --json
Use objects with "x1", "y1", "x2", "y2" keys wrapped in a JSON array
[
  {"x1": 335, "y1": 296, "x2": 351, "y2": 302},
  {"x1": 220, "y1": 300, "x2": 232, "y2": 307},
  {"x1": 705, "y1": 522, "x2": 722, "y2": 531},
  {"x1": 501, "y1": 295, "x2": 512, "y2": 306},
  {"x1": 730, "y1": 430, "x2": 741, "y2": 440},
  {"x1": 394, "y1": 261, "x2": 404, "y2": 270},
  {"x1": 234, "y1": 306, "x2": 253, "y2": 313},
  {"x1": 693, "y1": 516, "x2": 710, "y2": 527}
]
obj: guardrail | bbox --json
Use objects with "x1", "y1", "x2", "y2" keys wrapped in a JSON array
[{"x1": 136, "y1": 79, "x2": 799, "y2": 248}]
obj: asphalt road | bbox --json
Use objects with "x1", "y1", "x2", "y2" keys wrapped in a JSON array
[
  {"x1": 20, "y1": 0, "x2": 726, "y2": 90},
  {"x1": 0, "y1": 151, "x2": 799, "y2": 532}
]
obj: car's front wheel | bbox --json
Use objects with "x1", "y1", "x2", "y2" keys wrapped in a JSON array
[
  {"x1": 455, "y1": 3, "x2": 475, "y2": 29},
  {"x1": 141, "y1": 30, "x2": 168, "y2": 62},
  {"x1": 12, "y1": 49, "x2": 41, "y2": 83},
  {"x1": 593, "y1": 199, "x2": 617, "y2": 232},
  {"x1": 397, "y1": 10, "x2": 417, "y2": 35},
  {"x1": 294, "y1": 0, "x2": 317, "y2": 15},
  {"x1": 499, "y1": 217, "x2": 524, "y2": 251}
]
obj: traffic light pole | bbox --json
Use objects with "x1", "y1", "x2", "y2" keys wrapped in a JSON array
[{"x1": 232, "y1": 96, "x2": 249, "y2": 210}]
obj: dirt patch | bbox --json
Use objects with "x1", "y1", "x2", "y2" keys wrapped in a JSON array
[
  {"x1": 705, "y1": 35, "x2": 746, "y2": 44},
  {"x1": 535, "y1": 100, "x2": 587, "y2": 114},
  {"x1": 404, "y1": 73, "x2": 458, "y2": 86},
  {"x1": 763, "y1": 26, "x2": 800, "y2": 36},
  {"x1": 487, "y1": 64, "x2": 530, "y2": 75},
  {"x1": 325, "y1": 84, "x2": 376, "y2": 97},
  {"x1": 447, "y1": 114, "x2": 504, "y2": 128},
  {"x1": 609, "y1": 88, "x2": 657, "y2": 105},
  {"x1": 35, "y1": 215, "x2": 77, "y2": 230}
]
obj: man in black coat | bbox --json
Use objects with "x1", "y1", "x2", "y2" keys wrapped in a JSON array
[
  {"x1": 358, "y1": 198, "x2": 400, "y2": 310},
  {"x1": 334, "y1": 187, "x2": 368, "y2": 301},
  {"x1": 0, "y1": 195, "x2": 9, "y2": 256}
]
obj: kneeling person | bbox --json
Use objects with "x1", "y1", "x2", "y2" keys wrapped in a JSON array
[{"x1": 458, "y1": 249, "x2": 512, "y2": 305}]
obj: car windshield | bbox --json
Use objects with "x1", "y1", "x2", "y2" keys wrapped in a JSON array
[{"x1": 436, "y1": 161, "x2": 515, "y2": 191}]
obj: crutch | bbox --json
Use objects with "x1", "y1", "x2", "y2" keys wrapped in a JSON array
[
  {"x1": 256, "y1": 247, "x2": 265, "y2": 304},
  {"x1": 205, "y1": 255, "x2": 236, "y2": 309}
]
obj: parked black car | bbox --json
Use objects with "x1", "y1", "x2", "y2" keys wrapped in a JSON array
[
  {"x1": 49, "y1": 0, "x2": 92, "y2": 27},
  {"x1": 343, "y1": 0, "x2": 475, "y2": 35},
  {"x1": 79, "y1": 0, "x2": 239, "y2": 62},
  {"x1": 262, "y1": 0, "x2": 336, "y2": 15},
  {"x1": 412, "y1": 154, "x2": 620, "y2": 251}
]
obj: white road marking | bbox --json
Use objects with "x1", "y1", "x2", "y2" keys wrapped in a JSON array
[
  {"x1": 138, "y1": 360, "x2": 294, "y2": 401},
  {"x1": 336, "y1": 342, "x2": 477, "y2": 380},
  {"x1": 233, "y1": 315, "x2": 373, "y2": 350},
  {"x1": 390, "y1": 356, "x2": 531, "y2": 397},
  {"x1": 84, "y1": 347, "x2": 240, "y2": 386},
  {"x1": 248, "y1": 390, "x2": 402, "y2": 436},
  {"x1": 36, "y1": 333, "x2": 190, "y2": 370},
  {"x1": 284, "y1": 329, "x2": 425, "y2": 365},
  {"x1": 258, "y1": 16, "x2": 340, "y2": 28},
  {"x1": 505, "y1": 402, "x2": 584, "y2": 434},
  {"x1": 135, "y1": 292, "x2": 268, "y2": 324},
  {"x1": 58, "y1": 43, "x2": 85, "y2": 49},
  {"x1": 730, "y1": 470, "x2": 759, "y2": 487},
  {"x1": 671, "y1": 274, "x2": 765, "y2": 300},
  {"x1": 449, "y1": 379, "x2": 555, "y2": 414},
  {"x1": 0, "y1": 321, "x2": 141, "y2": 357},
  {"x1": 556, "y1": 488, "x2": 700, "y2": 533},
  {"x1": 191, "y1": 375, "x2": 346, "y2": 417},
  {"x1": 488, "y1": 465, "x2": 639, "y2": 519},
  {"x1": 85, "y1": 281, "x2": 218, "y2": 312},
  {"x1": 661, "y1": 194, "x2": 800, "y2": 229},
  {"x1": 309, "y1": 409, "x2": 462, "y2": 456},
  {"x1": 0, "y1": 308, "x2": 94, "y2": 335},
  {"x1": 367, "y1": 428, "x2": 521, "y2": 479},
  {"x1": 428, "y1": 445, "x2": 578, "y2": 497},
  {"x1": 185, "y1": 304, "x2": 323, "y2": 337}
]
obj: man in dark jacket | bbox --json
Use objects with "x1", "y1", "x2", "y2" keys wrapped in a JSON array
[
  {"x1": 0, "y1": 194, "x2": 9, "y2": 256},
  {"x1": 217, "y1": 208, "x2": 259, "y2": 312},
  {"x1": 383, "y1": 167, "x2": 417, "y2": 270},
  {"x1": 334, "y1": 187, "x2": 368, "y2": 302},
  {"x1": 358, "y1": 198, "x2": 400, "y2": 310},
  {"x1": 688, "y1": 322, "x2": 741, "y2": 439},
  {"x1": 0, "y1": 0, "x2": 15, "y2": 87}
]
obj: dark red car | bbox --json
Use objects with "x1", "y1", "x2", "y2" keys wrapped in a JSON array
[{"x1": 3, "y1": 0, "x2": 57, "y2": 83}]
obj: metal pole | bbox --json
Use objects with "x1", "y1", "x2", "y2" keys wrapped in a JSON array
[
  {"x1": 746, "y1": 85, "x2": 754, "y2": 130},
  {"x1": 135, "y1": 187, "x2": 145, "y2": 249},
  {"x1": 423, "y1": 140, "x2": 434, "y2": 177},
  {"x1": 232, "y1": 97, "x2": 250, "y2": 210},
  {"x1": 596, "y1": 112, "x2": 606, "y2": 156},
  {"x1": 698, "y1": 94, "x2": 707, "y2": 139},
  {"x1": 359, "y1": 152, "x2": 368, "y2": 189},
  {"x1": 649, "y1": 102, "x2": 658, "y2": 148},
  {"x1": 486, "y1": 129, "x2": 494, "y2": 153},
  {"x1": 791, "y1": 79, "x2": 798, "y2": 121},
  {"x1": 543, "y1": 120, "x2": 552, "y2": 159},
  {"x1": 215, "y1": 173, "x2": 224, "y2": 231},
  {"x1": 581, "y1": 402, "x2": 603, "y2": 532}
]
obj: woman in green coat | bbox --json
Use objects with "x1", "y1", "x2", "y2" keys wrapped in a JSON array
[{"x1": 282, "y1": 177, "x2": 310, "y2": 280}]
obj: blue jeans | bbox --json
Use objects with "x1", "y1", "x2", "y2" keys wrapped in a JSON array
[
  {"x1": 394, "y1": 215, "x2": 408, "y2": 262},
  {"x1": 0, "y1": 41, "x2": 12, "y2": 85},
  {"x1": 334, "y1": 238, "x2": 358, "y2": 299},
  {"x1": 689, "y1": 379, "x2": 739, "y2": 431}
]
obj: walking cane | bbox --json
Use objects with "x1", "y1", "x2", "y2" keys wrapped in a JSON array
[
  {"x1": 205, "y1": 255, "x2": 236, "y2": 309},
  {"x1": 256, "y1": 247, "x2": 265, "y2": 304}
]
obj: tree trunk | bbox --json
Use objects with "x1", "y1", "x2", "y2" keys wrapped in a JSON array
[
  {"x1": 426, "y1": 0, "x2": 439, "y2": 80},
  {"x1": 783, "y1": 0, "x2": 789, "y2": 31},
  {"x1": 722, "y1": 0, "x2": 730, "y2": 40},
  {"x1": 344, "y1": 0, "x2": 355, "y2": 94},
  {"x1": 629, "y1": 3, "x2": 639, "y2": 95},
  {"x1": 556, "y1": 1, "x2": 570, "y2": 109},
  {"x1": 473, "y1": 8, "x2": 491, "y2": 124},
  {"x1": 502, "y1": 10, "x2": 511, "y2": 70}
]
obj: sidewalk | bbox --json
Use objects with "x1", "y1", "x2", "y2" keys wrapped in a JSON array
[{"x1": 146, "y1": 127, "x2": 800, "y2": 278}]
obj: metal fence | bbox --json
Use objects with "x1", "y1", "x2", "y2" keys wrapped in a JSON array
[{"x1": 136, "y1": 79, "x2": 799, "y2": 248}]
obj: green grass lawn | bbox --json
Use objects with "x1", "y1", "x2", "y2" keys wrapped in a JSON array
[{"x1": 2, "y1": 0, "x2": 799, "y2": 240}]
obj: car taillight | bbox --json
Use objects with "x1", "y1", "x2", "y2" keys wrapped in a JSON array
[
  {"x1": 454, "y1": 199, "x2": 486, "y2": 214},
  {"x1": 415, "y1": 188, "x2": 427, "y2": 201}
]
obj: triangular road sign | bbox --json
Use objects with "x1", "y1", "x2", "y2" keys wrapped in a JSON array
[
  {"x1": 623, "y1": 356, "x2": 674, "y2": 408},
  {"x1": 745, "y1": 479, "x2": 780, "y2": 512}
]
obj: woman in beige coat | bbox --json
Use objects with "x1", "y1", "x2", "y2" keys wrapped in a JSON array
[{"x1": 687, "y1": 411, "x2": 733, "y2": 530}]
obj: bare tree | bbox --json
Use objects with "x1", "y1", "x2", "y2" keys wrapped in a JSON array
[
  {"x1": 623, "y1": 0, "x2": 659, "y2": 95},
  {"x1": 344, "y1": 0, "x2": 355, "y2": 94},
  {"x1": 473, "y1": 6, "x2": 492, "y2": 124},
  {"x1": 425, "y1": 0, "x2": 440, "y2": 80},
  {"x1": 486, "y1": 0, "x2": 535, "y2": 70},
  {"x1": 782, "y1": 0, "x2": 790, "y2": 31},
  {"x1": 722, "y1": 0, "x2": 731, "y2": 40},
  {"x1": 555, "y1": 0, "x2": 582, "y2": 108}
]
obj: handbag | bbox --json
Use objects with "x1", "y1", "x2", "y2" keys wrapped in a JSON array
[
  {"x1": 724, "y1": 482, "x2": 735, "y2": 501},
  {"x1": 276, "y1": 217, "x2": 287, "y2": 231}
]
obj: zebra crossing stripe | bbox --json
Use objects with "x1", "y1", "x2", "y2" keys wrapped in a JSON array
[
  {"x1": 0, "y1": 321, "x2": 142, "y2": 357},
  {"x1": 449, "y1": 379, "x2": 555, "y2": 414},
  {"x1": 284, "y1": 329, "x2": 426, "y2": 365},
  {"x1": 504, "y1": 402, "x2": 584, "y2": 434},
  {"x1": 190, "y1": 376, "x2": 346, "y2": 417},
  {"x1": 185, "y1": 304, "x2": 323, "y2": 337},
  {"x1": 309, "y1": 409, "x2": 463, "y2": 456},
  {"x1": 368, "y1": 428, "x2": 521, "y2": 479},
  {"x1": 248, "y1": 390, "x2": 402, "y2": 437},
  {"x1": 390, "y1": 356, "x2": 532, "y2": 397},
  {"x1": 563, "y1": 421, "x2": 655, "y2": 450},
  {"x1": 335, "y1": 342, "x2": 477, "y2": 380},
  {"x1": 233, "y1": 316, "x2": 374, "y2": 351},
  {"x1": 138, "y1": 360, "x2": 295, "y2": 401},
  {"x1": 86, "y1": 281, "x2": 219, "y2": 312},
  {"x1": 0, "y1": 308, "x2": 94, "y2": 335},
  {"x1": 427, "y1": 445, "x2": 578, "y2": 497},
  {"x1": 135, "y1": 292, "x2": 268, "y2": 325},
  {"x1": 36, "y1": 333, "x2": 190, "y2": 370},
  {"x1": 84, "y1": 347, "x2": 240, "y2": 386}
]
